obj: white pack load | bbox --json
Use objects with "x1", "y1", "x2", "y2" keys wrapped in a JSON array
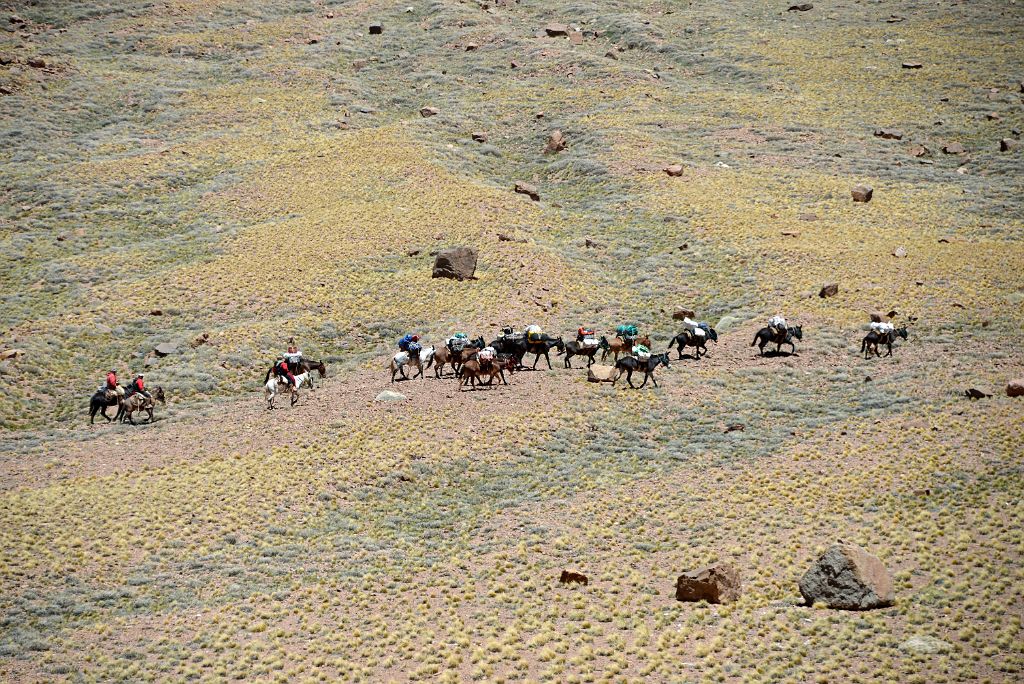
[
  {"x1": 683, "y1": 317, "x2": 706, "y2": 338},
  {"x1": 393, "y1": 351, "x2": 410, "y2": 366},
  {"x1": 581, "y1": 337, "x2": 600, "y2": 348},
  {"x1": 478, "y1": 346, "x2": 496, "y2": 362},
  {"x1": 448, "y1": 333, "x2": 468, "y2": 352},
  {"x1": 870, "y1": 321, "x2": 894, "y2": 335},
  {"x1": 769, "y1": 315, "x2": 786, "y2": 329},
  {"x1": 525, "y1": 324, "x2": 543, "y2": 341},
  {"x1": 633, "y1": 344, "x2": 652, "y2": 361}
]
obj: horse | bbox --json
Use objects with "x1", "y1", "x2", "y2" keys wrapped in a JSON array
[
  {"x1": 860, "y1": 326, "x2": 908, "y2": 358},
  {"x1": 525, "y1": 336, "x2": 565, "y2": 370},
  {"x1": 446, "y1": 336, "x2": 485, "y2": 376},
  {"x1": 265, "y1": 372, "x2": 309, "y2": 409},
  {"x1": 89, "y1": 387, "x2": 124, "y2": 424},
  {"x1": 489, "y1": 335, "x2": 528, "y2": 368},
  {"x1": 668, "y1": 327, "x2": 718, "y2": 360},
  {"x1": 264, "y1": 358, "x2": 327, "y2": 389},
  {"x1": 119, "y1": 386, "x2": 165, "y2": 424},
  {"x1": 612, "y1": 353, "x2": 670, "y2": 389},
  {"x1": 561, "y1": 339, "x2": 601, "y2": 368},
  {"x1": 752, "y1": 325, "x2": 803, "y2": 356},
  {"x1": 459, "y1": 356, "x2": 512, "y2": 389},
  {"x1": 600, "y1": 335, "x2": 651, "y2": 362},
  {"x1": 389, "y1": 347, "x2": 434, "y2": 382}
]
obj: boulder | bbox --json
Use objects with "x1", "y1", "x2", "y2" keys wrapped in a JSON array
[
  {"x1": 569, "y1": 32, "x2": 584, "y2": 45},
  {"x1": 368, "y1": 22, "x2": 383, "y2": 35},
  {"x1": 798, "y1": 543, "x2": 894, "y2": 610},
  {"x1": 191, "y1": 332, "x2": 210, "y2": 348},
  {"x1": 1000, "y1": 138, "x2": 1019, "y2": 152},
  {"x1": 27, "y1": 57, "x2": 46, "y2": 69},
  {"x1": 374, "y1": 390, "x2": 406, "y2": 402},
  {"x1": 419, "y1": 106, "x2": 439, "y2": 118},
  {"x1": 465, "y1": 43, "x2": 478, "y2": 51},
  {"x1": 901, "y1": 61, "x2": 923, "y2": 69},
  {"x1": 584, "y1": 237, "x2": 605, "y2": 249},
  {"x1": 819, "y1": 282, "x2": 839, "y2": 298},
  {"x1": 587, "y1": 365, "x2": 617, "y2": 383},
  {"x1": 672, "y1": 309, "x2": 696, "y2": 321},
  {"x1": 0, "y1": 349, "x2": 25, "y2": 361},
  {"x1": 942, "y1": 142, "x2": 965, "y2": 154},
  {"x1": 544, "y1": 23, "x2": 570, "y2": 37},
  {"x1": 908, "y1": 144, "x2": 930, "y2": 157},
  {"x1": 874, "y1": 128, "x2": 903, "y2": 140},
  {"x1": 892, "y1": 246, "x2": 907, "y2": 258},
  {"x1": 663, "y1": 164, "x2": 684, "y2": 177},
  {"x1": 513, "y1": 181, "x2": 540, "y2": 201},
  {"x1": 675, "y1": 564, "x2": 742, "y2": 604},
  {"x1": 851, "y1": 184, "x2": 873, "y2": 203},
  {"x1": 797, "y1": 213, "x2": 818, "y2": 221},
  {"x1": 901, "y1": 636, "x2": 952, "y2": 655},
  {"x1": 545, "y1": 129, "x2": 567, "y2": 154},
  {"x1": 716, "y1": 315, "x2": 740, "y2": 332},
  {"x1": 432, "y1": 246, "x2": 478, "y2": 281},
  {"x1": 472, "y1": 131, "x2": 488, "y2": 142},
  {"x1": 153, "y1": 343, "x2": 177, "y2": 357},
  {"x1": 788, "y1": 3, "x2": 813, "y2": 10},
  {"x1": 1007, "y1": 379, "x2": 1024, "y2": 397}
]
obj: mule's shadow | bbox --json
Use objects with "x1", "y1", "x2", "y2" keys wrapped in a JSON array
[{"x1": 759, "y1": 350, "x2": 799, "y2": 358}]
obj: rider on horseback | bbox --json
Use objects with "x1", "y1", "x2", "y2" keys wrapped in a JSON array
[
  {"x1": 284, "y1": 341, "x2": 303, "y2": 373},
  {"x1": 129, "y1": 374, "x2": 152, "y2": 401},
  {"x1": 105, "y1": 369, "x2": 125, "y2": 401},
  {"x1": 274, "y1": 357, "x2": 296, "y2": 387}
]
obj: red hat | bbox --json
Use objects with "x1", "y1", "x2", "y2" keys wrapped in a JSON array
[{"x1": 412, "y1": 335, "x2": 419, "y2": 342}]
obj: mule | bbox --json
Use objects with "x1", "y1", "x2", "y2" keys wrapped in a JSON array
[
  {"x1": 752, "y1": 325, "x2": 803, "y2": 356},
  {"x1": 389, "y1": 347, "x2": 434, "y2": 382},
  {"x1": 561, "y1": 339, "x2": 601, "y2": 368},
  {"x1": 612, "y1": 353, "x2": 670, "y2": 389},
  {"x1": 668, "y1": 327, "x2": 718, "y2": 360},
  {"x1": 265, "y1": 372, "x2": 309, "y2": 409},
  {"x1": 600, "y1": 335, "x2": 651, "y2": 363},
  {"x1": 525, "y1": 337, "x2": 565, "y2": 370},
  {"x1": 860, "y1": 327, "x2": 908, "y2": 358},
  {"x1": 459, "y1": 357, "x2": 511, "y2": 389},
  {"x1": 89, "y1": 387, "x2": 124, "y2": 424},
  {"x1": 267, "y1": 358, "x2": 327, "y2": 389},
  {"x1": 119, "y1": 386, "x2": 165, "y2": 424}
]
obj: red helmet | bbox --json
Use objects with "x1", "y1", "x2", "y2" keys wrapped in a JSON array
[{"x1": 411, "y1": 335, "x2": 419, "y2": 342}]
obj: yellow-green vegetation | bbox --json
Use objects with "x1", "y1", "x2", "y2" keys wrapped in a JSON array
[{"x1": 1, "y1": 0, "x2": 1022, "y2": 681}]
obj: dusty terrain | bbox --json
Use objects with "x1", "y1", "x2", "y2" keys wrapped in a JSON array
[{"x1": 1, "y1": 0, "x2": 1022, "y2": 682}]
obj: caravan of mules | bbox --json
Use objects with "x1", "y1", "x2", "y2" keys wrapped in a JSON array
[{"x1": 90, "y1": 314, "x2": 912, "y2": 419}]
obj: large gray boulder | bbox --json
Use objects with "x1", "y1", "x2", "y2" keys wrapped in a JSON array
[
  {"x1": 799, "y1": 543, "x2": 894, "y2": 610},
  {"x1": 432, "y1": 247, "x2": 478, "y2": 281}
]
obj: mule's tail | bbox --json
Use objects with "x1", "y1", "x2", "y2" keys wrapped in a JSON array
[
  {"x1": 860, "y1": 337, "x2": 867, "y2": 353},
  {"x1": 750, "y1": 333, "x2": 759, "y2": 347},
  {"x1": 264, "y1": 366, "x2": 272, "y2": 384}
]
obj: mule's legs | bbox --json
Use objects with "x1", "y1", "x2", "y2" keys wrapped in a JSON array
[
  {"x1": 544, "y1": 351, "x2": 553, "y2": 370},
  {"x1": 885, "y1": 342, "x2": 892, "y2": 357},
  {"x1": 626, "y1": 369, "x2": 637, "y2": 389}
]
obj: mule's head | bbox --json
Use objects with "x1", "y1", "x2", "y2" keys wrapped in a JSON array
[
  {"x1": 315, "y1": 361, "x2": 327, "y2": 377},
  {"x1": 657, "y1": 353, "x2": 670, "y2": 368},
  {"x1": 896, "y1": 327, "x2": 908, "y2": 340},
  {"x1": 598, "y1": 336, "x2": 609, "y2": 349},
  {"x1": 153, "y1": 386, "x2": 166, "y2": 403},
  {"x1": 707, "y1": 327, "x2": 719, "y2": 343},
  {"x1": 790, "y1": 325, "x2": 803, "y2": 340},
  {"x1": 554, "y1": 337, "x2": 565, "y2": 352}
]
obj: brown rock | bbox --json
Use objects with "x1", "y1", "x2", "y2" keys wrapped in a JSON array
[
  {"x1": 675, "y1": 564, "x2": 742, "y2": 604},
  {"x1": 307, "y1": 36, "x2": 320, "y2": 44},
  {"x1": 901, "y1": 61, "x2": 923, "y2": 69},
  {"x1": 787, "y1": 3, "x2": 813, "y2": 10},
  {"x1": 432, "y1": 246, "x2": 478, "y2": 281},
  {"x1": 798, "y1": 213, "x2": 818, "y2": 221},
  {"x1": 663, "y1": 164, "x2": 684, "y2": 177},
  {"x1": 190, "y1": 332, "x2": 210, "y2": 348},
  {"x1": 545, "y1": 129, "x2": 567, "y2": 154},
  {"x1": 908, "y1": 144, "x2": 929, "y2": 157},
  {"x1": 0, "y1": 349, "x2": 25, "y2": 361},
  {"x1": 942, "y1": 142, "x2": 965, "y2": 154},
  {"x1": 569, "y1": 32, "x2": 584, "y2": 45},
  {"x1": 672, "y1": 309, "x2": 696, "y2": 321},
  {"x1": 544, "y1": 23, "x2": 570, "y2": 37},
  {"x1": 587, "y1": 365, "x2": 617, "y2": 383},
  {"x1": 149, "y1": 309, "x2": 164, "y2": 316},
  {"x1": 419, "y1": 106, "x2": 439, "y2": 118},
  {"x1": 465, "y1": 43, "x2": 478, "y2": 51},
  {"x1": 986, "y1": 112, "x2": 1001, "y2": 121},
  {"x1": 510, "y1": 59, "x2": 521, "y2": 69},
  {"x1": 605, "y1": 50, "x2": 618, "y2": 60},
  {"x1": 819, "y1": 282, "x2": 839, "y2": 298},
  {"x1": 472, "y1": 131, "x2": 488, "y2": 142},
  {"x1": 0, "y1": 54, "x2": 14, "y2": 65},
  {"x1": 1000, "y1": 138, "x2": 1019, "y2": 152},
  {"x1": 799, "y1": 543, "x2": 894, "y2": 610},
  {"x1": 584, "y1": 237, "x2": 605, "y2": 249},
  {"x1": 368, "y1": 22, "x2": 383, "y2": 35},
  {"x1": 874, "y1": 128, "x2": 903, "y2": 140},
  {"x1": 892, "y1": 246, "x2": 907, "y2": 258},
  {"x1": 27, "y1": 57, "x2": 46, "y2": 69},
  {"x1": 513, "y1": 181, "x2": 540, "y2": 201},
  {"x1": 1007, "y1": 380, "x2": 1024, "y2": 397},
  {"x1": 851, "y1": 184, "x2": 873, "y2": 203},
  {"x1": 559, "y1": 570, "x2": 588, "y2": 586}
]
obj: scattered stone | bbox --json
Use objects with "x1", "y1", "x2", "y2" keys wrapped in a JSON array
[
  {"x1": 908, "y1": 144, "x2": 929, "y2": 157},
  {"x1": 1000, "y1": 138, "x2": 1019, "y2": 152},
  {"x1": 535, "y1": 111, "x2": 545, "y2": 119},
  {"x1": 406, "y1": 249, "x2": 420, "y2": 257},
  {"x1": 799, "y1": 543, "x2": 894, "y2": 610},
  {"x1": 472, "y1": 131, "x2": 488, "y2": 142},
  {"x1": 675, "y1": 564, "x2": 742, "y2": 604},
  {"x1": 0, "y1": 54, "x2": 14, "y2": 65},
  {"x1": 0, "y1": 349, "x2": 25, "y2": 361},
  {"x1": 584, "y1": 237, "x2": 605, "y2": 249},
  {"x1": 465, "y1": 43, "x2": 478, "y2": 51},
  {"x1": 1007, "y1": 379, "x2": 1024, "y2": 397},
  {"x1": 544, "y1": 23, "x2": 570, "y2": 37},
  {"x1": 497, "y1": 233, "x2": 525, "y2": 243},
  {"x1": 851, "y1": 184, "x2": 873, "y2": 203},
  {"x1": 545, "y1": 129, "x2": 567, "y2": 153},
  {"x1": 892, "y1": 246, "x2": 907, "y2": 258},
  {"x1": 559, "y1": 570, "x2": 588, "y2": 586},
  {"x1": 190, "y1": 332, "x2": 210, "y2": 348},
  {"x1": 887, "y1": 14, "x2": 906, "y2": 22},
  {"x1": 352, "y1": 59, "x2": 367, "y2": 71},
  {"x1": 374, "y1": 390, "x2": 407, "y2": 402},
  {"x1": 986, "y1": 112, "x2": 1001, "y2": 121},
  {"x1": 149, "y1": 309, "x2": 164, "y2": 316},
  {"x1": 787, "y1": 3, "x2": 813, "y2": 10},
  {"x1": 419, "y1": 106, "x2": 439, "y2": 118},
  {"x1": 797, "y1": 213, "x2": 818, "y2": 221},
  {"x1": 513, "y1": 181, "x2": 540, "y2": 201},
  {"x1": 965, "y1": 387, "x2": 992, "y2": 400},
  {"x1": 901, "y1": 636, "x2": 952, "y2": 655},
  {"x1": 942, "y1": 142, "x2": 965, "y2": 154},
  {"x1": 569, "y1": 32, "x2": 584, "y2": 45},
  {"x1": 724, "y1": 423, "x2": 745, "y2": 433},
  {"x1": 307, "y1": 36, "x2": 320, "y2": 44},
  {"x1": 153, "y1": 343, "x2": 177, "y2": 357},
  {"x1": 781, "y1": 230, "x2": 800, "y2": 237},
  {"x1": 605, "y1": 50, "x2": 618, "y2": 60},
  {"x1": 510, "y1": 59, "x2": 521, "y2": 69},
  {"x1": 26, "y1": 57, "x2": 46, "y2": 69},
  {"x1": 819, "y1": 282, "x2": 839, "y2": 298},
  {"x1": 901, "y1": 61, "x2": 923, "y2": 69},
  {"x1": 874, "y1": 128, "x2": 903, "y2": 140},
  {"x1": 587, "y1": 365, "x2": 617, "y2": 383},
  {"x1": 663, "y1": 164, "x2": 684, "y2": 176},
  {"x1": 431, "y1": 246, "x2": 478, "y2": 281},
  {"x1": 672, "y1": 309, "x2": 696, "y2": 321},
  {"x1": 368, "y1": 22, "x2": 383, "y2": 35}
]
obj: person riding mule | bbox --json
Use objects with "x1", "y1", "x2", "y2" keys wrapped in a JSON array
[
  {"x1": 273, "y1": 358, "x2": 296, "y2": 387},
  {"x1": 283, "y1": 343, "x2": 303, "y2": 374},
  {"x1": 105, "y1": 369, "x2": 125, "y2": 402},
  {"x1": 616, "y1": 324, "x2": 639, "y2": 347},
  {"x1": 127, "y1": 374, "x2": 151, "y2": 401},
  {"x1": 752, "y1": 318, "x2": 803, "y2": 356}
]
